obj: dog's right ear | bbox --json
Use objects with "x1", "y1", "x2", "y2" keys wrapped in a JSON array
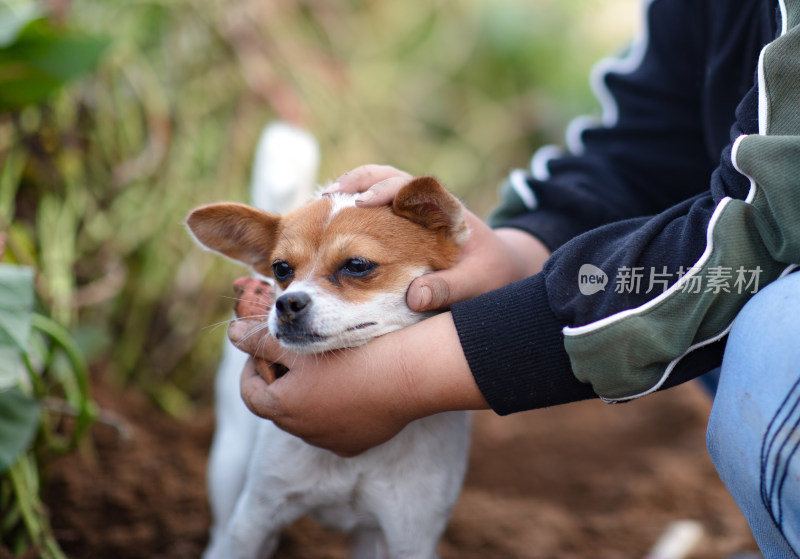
[
  {"x1": 186, "y1": 203, "x2": 280, "y2": 269},
  {"x1": 393, "y1": 176, "x2": 469, "y2": 246}
]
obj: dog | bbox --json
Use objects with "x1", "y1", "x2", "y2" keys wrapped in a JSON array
[{"x1": 187, "y1": 175, "x2": 471, "y2": 559}]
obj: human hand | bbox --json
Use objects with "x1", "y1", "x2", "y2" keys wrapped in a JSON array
[
  {"x1": 227, "y1": 275, "x2": 426, "y2": 456},
  {"x1": 229, "y1": 303, "x2": 485, "y2": 457},
  {"x1": 324, "y1": 164, "x2": 413, "y2": 205},
  {"x1": 326, "y1": 165, "x2": 551, "y2": 311}
]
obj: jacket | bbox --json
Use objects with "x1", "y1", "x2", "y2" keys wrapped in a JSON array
[{"x1": 450, "y1": 0, "x2": 800, "y2": 413}]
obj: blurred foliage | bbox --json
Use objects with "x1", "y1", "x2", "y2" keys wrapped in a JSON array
[
  {"x1": 0, "y1": 0, "x2": 637, "y2": 415},
  {"x1": 0, "y1": 262, "x2": 94, "y2": 557}
]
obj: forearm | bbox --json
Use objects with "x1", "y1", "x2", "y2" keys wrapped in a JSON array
[{"x1": 386, "y1": 311, "x2": 490, "y2": 418}]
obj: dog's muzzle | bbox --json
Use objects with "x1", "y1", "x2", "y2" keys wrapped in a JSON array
[{"x1": 273, "y1": 291, "x2": 325, "y2": 346}]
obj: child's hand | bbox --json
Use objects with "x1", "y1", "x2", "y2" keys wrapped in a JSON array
[{"x1": 326, "y1": 165, "x2": 551, "y2": 311}]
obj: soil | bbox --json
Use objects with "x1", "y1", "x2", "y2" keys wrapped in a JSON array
[{"x1": 40, "y1": 376, "x2": 758, "y2": 559}]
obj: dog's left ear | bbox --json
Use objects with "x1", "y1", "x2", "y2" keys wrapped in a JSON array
[{"x1": 392, "y1": 176, "x2": 469, "y2": 245}]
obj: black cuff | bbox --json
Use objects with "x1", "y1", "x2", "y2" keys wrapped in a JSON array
[{"x1": 450, "y1": 274, "x2": 597, "y2": 415}]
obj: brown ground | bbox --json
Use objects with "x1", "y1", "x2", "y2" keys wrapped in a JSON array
[{"x1": 41, "y1": 376, "x2": 758, "y2": 559}]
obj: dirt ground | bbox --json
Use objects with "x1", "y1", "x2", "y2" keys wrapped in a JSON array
[{"x1": 40, "y1": 375, "x2": 758, "y2": 559}]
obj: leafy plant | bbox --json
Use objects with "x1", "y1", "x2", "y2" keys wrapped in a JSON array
[
  {"x1": 0, "y1": 2, "x2": 107, "y2": 556},
  {"x1": 0, "y1": 263, "x2": 97, "y2": 559}
]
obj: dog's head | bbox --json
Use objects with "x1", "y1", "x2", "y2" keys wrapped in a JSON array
[{"x1": 187, "y1": 176, "x2": 468, "y2": 354}]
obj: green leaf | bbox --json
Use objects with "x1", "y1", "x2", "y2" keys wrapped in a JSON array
[
  {"x1": 0, "y1": 346, "x2": 24, "y2": 390},
  {"x1": 0, "y1": 264, "x2": 34, "y2": 352},
  {"x1": 0, "y1": 387, "x2": 40, "y2": 474},
  {"x1": 0, "y1": 17, "x2": 110, "y2": 110},
  {"x1": 0, "y1": 0, "x2": 43, "y2": 47}
]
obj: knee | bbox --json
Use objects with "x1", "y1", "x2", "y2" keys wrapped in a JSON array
[
  {"x1": 726, "y1": 271, "x2": 800, "y2": 357},
  {"x1": 705, "y1": 397, "x2": 736, "y2": 476},
  {"x1": 708, "y1": 271, "x2": 800, "y2": 500}
]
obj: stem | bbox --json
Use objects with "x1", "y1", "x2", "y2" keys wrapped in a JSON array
[{"x1": 29, "y1": 313, "x2": 97, "y2": 443}]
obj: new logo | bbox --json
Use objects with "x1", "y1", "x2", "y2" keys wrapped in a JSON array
[{"x1": 578, "y1": 264, "x2": 608, "y2": 295}]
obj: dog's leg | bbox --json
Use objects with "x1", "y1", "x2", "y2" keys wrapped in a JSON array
[
  {"x1": 367, "y1": 412, "x2": 470, "y2": 559},
  {"x1": 211, "y1": 423, "x2": 320, "y2": 559},
  {"x1": 204, "y1": 342, "x2": 260, "y2": 557},
  {"x1": 350, "y1": 528, "x2": 389, "y2": 559},
  {"x1": 362, "y1": 476, "x2": 449, "y2": 559},
  {"x1": 377, "y1": 512, "x2": 445, "y2": 559}
]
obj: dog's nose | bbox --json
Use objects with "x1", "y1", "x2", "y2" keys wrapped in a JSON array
[{"x1": 275, "y1": 292, "x2": 311, "y2": 324}]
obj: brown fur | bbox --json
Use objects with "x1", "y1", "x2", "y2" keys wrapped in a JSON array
[{"x1": 186, "y1": 176, "x2": 467, "y2": 304}]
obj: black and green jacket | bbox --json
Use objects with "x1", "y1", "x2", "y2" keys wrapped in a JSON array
[{"x1": 451, "y1": 0, "x2": 800, "y2": 412}]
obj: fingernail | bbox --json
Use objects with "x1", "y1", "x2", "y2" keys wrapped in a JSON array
[
  {"x1": 409, "y1": 284, "x2": 432, "y2": 310},
  {"x1": 322, "y1": 182, "x2": 340, "y2": 195},
  {"x1": 419, "y1": 285, "x2": 432, "y2": 307},
  {"x1": 355, "y1": 190, "x2": 374, "y2": 204}
]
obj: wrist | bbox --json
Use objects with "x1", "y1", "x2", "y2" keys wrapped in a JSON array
[
  {"x1": 495, "y1": 227, "x2": 551, "y2": 279},
  {"x1": 386, "y1": 312, "x2": 489, "y2": 419}
]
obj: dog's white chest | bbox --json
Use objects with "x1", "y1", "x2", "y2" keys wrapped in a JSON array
[{"x1": 206, "y1": 410, "x2": 470, "y2": 558}]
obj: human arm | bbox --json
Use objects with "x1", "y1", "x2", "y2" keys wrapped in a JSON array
[{"x1": 454, "y1": 0, "x2": 800, "y2": 406}]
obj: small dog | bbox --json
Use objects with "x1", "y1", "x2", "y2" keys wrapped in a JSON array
[{"x1": 187, "y1": 175, "x2": 471, "y2": 559}]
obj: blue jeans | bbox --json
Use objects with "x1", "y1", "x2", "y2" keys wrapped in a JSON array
[{"x1": 707, "y1": 271, "x2": 800, "y2": 558}]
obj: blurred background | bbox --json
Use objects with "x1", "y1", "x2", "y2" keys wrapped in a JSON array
[{"x1": 0, "y1": 0, "x2": 643, "y2": 556}]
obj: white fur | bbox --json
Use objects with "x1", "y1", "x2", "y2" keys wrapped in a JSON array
[
  {"x1": 326, "y1": 191, "x2": 359, "y2": 220},
  {"x1": 206, "y1": 407, "x2": 469, "y2": 559},
  {"x1": 204, "y1": 123, "x2": 470, "y2": 559}
]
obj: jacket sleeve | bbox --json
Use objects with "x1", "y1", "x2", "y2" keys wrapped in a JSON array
[{"x1": 450, "y1": 0, "x2": 800, "y2": 413}]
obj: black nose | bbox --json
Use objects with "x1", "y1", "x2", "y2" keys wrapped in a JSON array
[{"x1": 275, "y1": 292, "x2": 312, "y2": 324}]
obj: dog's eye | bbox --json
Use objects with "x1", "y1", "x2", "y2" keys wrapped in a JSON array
[
  {"x1": 272, "y1": 260, "x2": 294, "y2": 281},
  {"x1": 340, "y1": 257, "x2": 376, "y2": 277}
]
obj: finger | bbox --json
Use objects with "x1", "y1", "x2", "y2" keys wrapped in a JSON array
[
  {"x1": 240, "y1": 358, "x2": 279, "y2": 419},
  {"x1": 253, "y1": 357, "x2": 278, "y2": 384},
  {"x1": 228, "y1": 319, "x2": 284, "y2": 361},
  {"x1": 407, "y1": 273, "x2": 456, "y2": 312},
  {"x1": 325, "y1": 165, "x2": 411, "y2": 195},
  {"x1": 355, "y1": 176, "x2": 415, "y2": 207}
]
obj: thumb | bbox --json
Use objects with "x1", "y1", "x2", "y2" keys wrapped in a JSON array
[{"x1": 407, "y1": 273, "x2": 454, "y2": 312}]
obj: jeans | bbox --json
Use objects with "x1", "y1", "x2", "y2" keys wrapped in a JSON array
[{"x1": 707, "y1": 271, "x2": 800, "y2": 558}]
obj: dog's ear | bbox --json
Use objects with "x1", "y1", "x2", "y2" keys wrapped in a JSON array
[
  {"x1": 186, "y1": 203, "x2": 280, "y2": 268},
  {"x1": 392, "y1": 176, "x2": 469, "y2": 245}
]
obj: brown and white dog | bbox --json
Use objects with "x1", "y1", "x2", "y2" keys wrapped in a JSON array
[{"x1": 187, "y1": 175, "x2": 471, "y2": 559}]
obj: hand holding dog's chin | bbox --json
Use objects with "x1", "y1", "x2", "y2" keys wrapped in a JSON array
[
  {"x1": 233, "y1": 313, "x2": 488, "y2": 457},
  {"x1": 239, "y1": 357, "x2": 411, "y2": 457}
]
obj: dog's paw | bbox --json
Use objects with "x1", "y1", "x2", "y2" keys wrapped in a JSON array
[{"x1": 232, "y1": 277, "x2": 275, "y2": 320}]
